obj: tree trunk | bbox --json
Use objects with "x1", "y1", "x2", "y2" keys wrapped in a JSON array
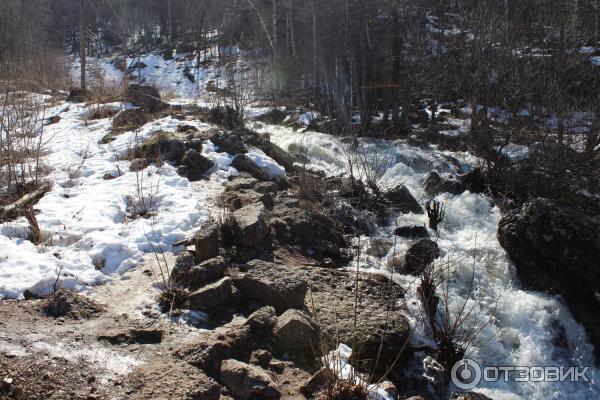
[{"x1": 80, "y1": 0, "x2": 86, "y2": 91}]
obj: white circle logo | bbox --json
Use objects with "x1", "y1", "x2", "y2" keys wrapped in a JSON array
[{"x1": 451, "y1": 359, "x2": 482, "y2": 390}]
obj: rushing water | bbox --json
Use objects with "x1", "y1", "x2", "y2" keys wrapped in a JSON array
[{"x1": 252, "y1": 122, "x2": 599, "y2": 400}]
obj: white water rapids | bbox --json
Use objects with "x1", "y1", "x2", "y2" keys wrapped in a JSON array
[{"x1": 251, "y1": 122, "x2": 599, "y2": 400}]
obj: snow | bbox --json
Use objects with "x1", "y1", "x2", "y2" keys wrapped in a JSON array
[
  {"x1": 246, "y1": 148, "x2": 286, "y2": 180},
  {"x1": 298, "y1": 111, "x2": 319, "y2": 126},
  {"x1": 0, "y1": 103, "x2": 232, "y2": 299},
  {"x1": 323, "y1": 343, "x2": 395, "y2": 400}
]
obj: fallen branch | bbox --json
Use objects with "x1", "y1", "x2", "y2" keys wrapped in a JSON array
[{"x1": 0, "y1": 181, "x2": 51, "y2": 219}]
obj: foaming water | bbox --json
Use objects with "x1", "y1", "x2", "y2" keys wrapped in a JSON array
[{"x1": 252, "y1": 122, "x2": 599, "y2": 399}]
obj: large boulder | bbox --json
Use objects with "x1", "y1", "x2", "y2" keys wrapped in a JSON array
[
  {"x1": 125, "y1": 84, "x2": 168, "y2": 112},
  {"x1": 188, "y1": 277, "x2": 235, "y2": 311},
  {"x1": 219, "y1": 359, "x2": 280, "y2": 400},
  {"x1": 384, "y1": 185, "x2": 423, "y2": 214},
  {"x1": 273, "y1": 309, "x2": 321, "y2": 352},
  {"x1": 233, "y1": 260, "x2": 308, "y2": 312},
  {"x1": 498, "y1": 198, "x2": 600, "y2": 360},
  {"x1": 404, "y1": 239, "x2": 441, "y2": 274},
  {"x1": 181, "y1": 149, "x2": 214, "y2": 181}
]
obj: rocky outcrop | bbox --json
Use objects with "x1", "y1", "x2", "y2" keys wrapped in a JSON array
[
  {"x1": 232, "y1": 260, "x2": 308, "y2": 312},
  {"x1": 498, "y1": 198, "x2": 600, "y2": 359},
  {"x1": 125, "y1": 84, "x2": 168, "y2": 112},
  {"x1": 384, "y1": 185, "x2": 423, "y2": 214},
  {"x1": 219, "y1": 359, "x2": 280, "y2": 400},
  {"x1": 273, "y1": 309, "x2": 321, "y2": 352}
]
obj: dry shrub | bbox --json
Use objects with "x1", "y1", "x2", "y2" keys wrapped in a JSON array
[{"x1": 315, "y1": 381, "x2": 368, "y2": 400}]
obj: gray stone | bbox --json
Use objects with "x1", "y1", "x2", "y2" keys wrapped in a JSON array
[
  {"x1": 194, "y1": 224, "x2": 220, "y2": 263},
  {"x1": 245, "y1": 306, "x2": 277, "y2": 331}
]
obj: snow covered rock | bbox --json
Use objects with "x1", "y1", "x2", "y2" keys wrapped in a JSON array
[
  {"x1": 219, "y1": 359, "x2": 280, "y2": 400},
  {"x1": 232, "y1": 154, "x2": 269, "y2": 181}
]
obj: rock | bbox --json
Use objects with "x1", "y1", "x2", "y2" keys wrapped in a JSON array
[
  {"x1": 125, "y1": 84, "x2": 168, "y2": 112},
  {"x1": 194, "y1": 224, "x2": 220, "y2": 262},
  {"x1": 273, "y1": 309, "x2": 321, "y2": 352},
  {"x1": 210, "y1": 130, "x2": 246, "y2": 154},
  {"x1": 129, "y1": 358, "x2": 221, "y2": 400},
  {"x1": 261, "y1": 141, "x2": 295, "y2": 172},
  {"x1": 66, "y1": 88, "x2": 89, "y2": 103},
  {"x1": 300, "y1": 369, "x2": 335, "y2": 398},
  {"x1": 172, "y1": 255, "x2": 227, "y2": 290},
  {"x1": 498, "y1": 198, "x2": 600, "y2": 360},
  {"x1": 112, "y1": 108, "x2": 148, "y2": 131},
  {"x1": 384, "y1": 185, "x2": 423, "y2": 214},
  {"x1": 227, "y1": 175, "x2": 278, "y2": 194},
  {"x1": 451, "y1": 392, "x2": 493, "y2": 400},
  {"x1": 103, "y1": 173, "x2": 117, "y2": 180},
  {"x1": 176, "y1": 325, "x2": 253, "y2": 377},
  {"x1": 130, "y1": 158, "x2": 149, "y2": 172},
  {"x1": 220, "y1": 189, "x2": 274, "y2": 211},
  {"x1": 233, "y1": 202, "x2": 271, "y2": 251},
  {"x1": 233, "y1": 260, "x2": 308, "y2": 312},
  {"x1": 43, "y1": 289, "x2": 103, "y2": 320},
  {"x1": 245, "y1": 306, "x2": 277, "y2": 331},
  {"x1": 394, "y1": 225, "x2": 429, "y2": 239},
  {"x1": 188, "y1": 277, "x2": 234, "y2": 311},
  {"x1": 219, "y1": 359, "x2": 280, "y2": 400},
  {"x1": 250, "y1": 349, "x2": 273, "y2": 368},
  {"x1": 208, "y1": 107, "x2": 241, "y2": 130},
  {"x1": 308, "y1": 270, "x2": 410, "y2": 372},
  {"x1": 404, "y1": 239, "x2": 441, "y2": 274},
  {"x1": 232, "y1": 154, "x2": 269, "y2": 181},
  {"x1": 141, "y1": 131, "x2": 187, "y2": 164},
  {"x1": 424, "y1": 171, "x2": 462, "y2": 196},
  {"x1": 269, "y1": 200, "x2": 346, "y2": 260},
  {"x1": 181, "y1": 149, "x2": 214, "y2": 181},
  {"x1": 177, "y1": 124, "x2": 199, "y2": 133}
]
